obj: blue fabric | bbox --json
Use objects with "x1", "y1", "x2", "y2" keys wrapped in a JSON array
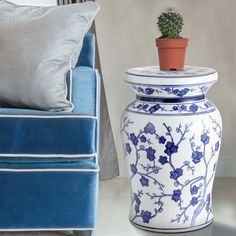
[
  {"x1": 0, "y1": 33, "x2": 100, "y2": 230},
  {"x1": 72, "y1": 67, "x2": 98, "y2": 116},
  {"x1": 77, "y1": 33, "x2": 95, "y2": 68},
  {"x1": 0, "y1": 117, "x2": 97, "y2": 155},
  {"x1": 0, "y1": 157, "x2": 96, "y2": 169},
  {"x1": 0, "y1": 170, "x2": 98, "y2": 229}
]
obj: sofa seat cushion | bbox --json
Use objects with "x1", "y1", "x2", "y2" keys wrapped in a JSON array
[
  {"x1": 0, "y1": 169, "x2": 98, "y2": 229},
  {"x1": 0, "y1": 112, "x2": 97, "y2": 157}
]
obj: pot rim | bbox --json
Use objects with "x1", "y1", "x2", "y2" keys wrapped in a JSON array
[
  {"x1": 156, "y1": 38, "x2": 189, "y2": 47},
  {"x1": 156, "y1": 37, "x2": 189, "y2": 40},
  {"x1": 156, "y1": 37, "x2": 189, "y2": 41}
]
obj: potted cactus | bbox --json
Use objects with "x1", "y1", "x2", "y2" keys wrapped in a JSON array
[{"x1": 156, "y1": 8, "x2": 188, "y2": 71}]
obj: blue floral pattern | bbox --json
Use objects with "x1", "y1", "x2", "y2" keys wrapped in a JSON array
[
  {"x1": 172, "y1": 189, "x2": 182, "y2": 202},
  {"x1": 135, "y1": 86, "x2": 192, "y2": 97},
  {"x1": 128, "y1": 100, "x2": 215, "y2": 115},
  {"x1": 122, "y1": 66, "x2": 220, "y2": 231},
  {"x1": 131, "y1": 83, "x2": 212, "y2": 99},
  {"x1": 121, "y1": 115, "x2": 222, "y2": 228},
  {"x1": 159, "y1": 155, "x2": 168, "y2": 165}
]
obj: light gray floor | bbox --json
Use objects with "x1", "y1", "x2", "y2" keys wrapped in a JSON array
[
  {"x1": 0, "y1": 177, "x2": 235, "y2": 236},
  {"x1": 96, "y1": 177, "x2": 236, "y2": 236}
]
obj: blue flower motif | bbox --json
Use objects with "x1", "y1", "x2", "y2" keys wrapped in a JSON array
[
  {"x1": 170, "y1": 168, "x2": 183, "y2": 180},
  {"x1": 125, "y1": 143, "x2": 132, "y2": 154},
  {"x1": 158, "y1": 136, "x2": 166, "y2": 144},
  {"x1": 178, "y1": 91, "x2": 185, "y2": 97},
  {"x1": 190, "y1": 197, "x2": 198, "y2": 206},
  {"x1": 215, "y1": 141, "x2": 220, "y2": 151},
  {"x1": 143, "y1": 104, "x2": 149, "y2": 110},
  {"x1": 137, "y1": 104, "x2": 143, "y2": 109},
  {"x1": 173, "y1": 106, "x2": 179, "y2": 111},
  {"x1": 173, "y1": 89, "x2": 180, "y2": 95},
  {"x1": 145, "y1": 88, "x2": 154, "y2": 95},
  {"x1": 183, "y1": 88, "x2": 190, "y2": 94},
  {"x1": 140, "y1": 135, "x2": 147, "y2": 143},
  {"x1": 164, "y1": 141, "x2": 179, "y2": 156},
  {"x1": 144, "y1": 122, "x2": 156, "y2": 135},
  {"x1": 140, "y1": 176, "x2": 149, "y2": 187},
  {"x1": 189, "y1": 104, "x2": 199, "y2": 113},
  {"x1": 171, "y1": 189, "x2": 182, "y2": 202},
  {"x1": 177, "y1": 88, "x2": 190, "y2": 97},
  {"x1": 134, "y1": 193, "x2": 141, "y2": 205},
  {"x1": 146, "y1": 147, "x2": 156, "y2": 161},
  {"x1": 164, "y1": 87, "x2": 171, "y2": 92},
  {"x1": 192, "y1": 151, "x2": 203, "y2": 164},
  {"x1": 180, "y1": 105, "x2": 187, "y2": 111},
  {"x1": 130, "y1": 164, "x2": 137, "y2": 174},
  {"x1": 201, "y1": 133, "x2": 210, "y2": 145},
  {"x1": 190, "y1": 185, "x2": 199, "y2": 195},
  {"x1": 140, "y1": 210, "x2": 152, "y2": 223},
  {"x1": 159, "y1": 155, "x2": 168, "y2": 165},
  {"x1": 130, "y1": 133, "x2": 138, "y2": 146},
  {"x1": 170, "y1": 88, "x2": 190, "y2": 97},
  {"x1": 149, "y1": 104, "x2": 161, "y2": 113}
]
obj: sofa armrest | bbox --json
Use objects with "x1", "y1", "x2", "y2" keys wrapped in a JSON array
[
  {"x1": 71, "y1": 66, "x2": 100, "y2": 117},
  {"x1": 76, "y1": 33, "x2": 95, "y2": 68}
]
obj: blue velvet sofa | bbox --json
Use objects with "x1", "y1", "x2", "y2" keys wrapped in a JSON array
[{"x1": 0, "y1": 33, "x2": 100, "y2": 235}]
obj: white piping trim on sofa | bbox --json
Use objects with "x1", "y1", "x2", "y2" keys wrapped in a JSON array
[
  {"x1": 0, "y1": 167, "x2": 99, "y2": 172},
  {"x1": 95, "y1": 69, "x2": 99, "y2": 118},
  {"x1": 69, "y1": 68, "x2": 73, "y2": 103},
  {"x1": 0, "y1": 115, "x2": 97, "y2": 119},
  {"x1": 95, "y1": 69, "x2": 99, "y2": 165},
  {"x1": 0, "y1": 153, "x2": 97, "y2": 158},
  {"x1": 0, "y1": 227, "x2": 95, "y2": 231}
]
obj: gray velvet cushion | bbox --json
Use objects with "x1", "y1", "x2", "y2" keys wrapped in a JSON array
[{"x1": 0, "y1": 0, "x2": 100, "y2": 112}]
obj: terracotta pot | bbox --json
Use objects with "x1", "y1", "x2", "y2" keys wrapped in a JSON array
[{"x1": 156, "y1": 38, "x2": 189, "y2": 71}]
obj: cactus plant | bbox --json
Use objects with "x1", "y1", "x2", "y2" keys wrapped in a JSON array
[
  {"x1": 155, "y1": 8, "x2": 188, "y2": 71},
  {"x1": 157, "y1": 8, "x2": 183, "y2": 39}
]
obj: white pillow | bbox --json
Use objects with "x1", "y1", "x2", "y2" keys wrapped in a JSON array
[{"x1": 0, "y1": 0, "x2": 100, "y2": 111}]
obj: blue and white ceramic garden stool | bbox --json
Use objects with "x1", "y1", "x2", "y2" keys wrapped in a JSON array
[{"x1": 120, "y1": 66, "x2": 222, "y2": 233}]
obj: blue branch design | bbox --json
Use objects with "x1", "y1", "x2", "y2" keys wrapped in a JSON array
[{"x1": 121, "y1": 114, "x2": 221, "y2": 226}]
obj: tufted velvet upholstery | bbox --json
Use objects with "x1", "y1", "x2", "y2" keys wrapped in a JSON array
[{"x1": 0, "y1": 33, "x2": 100, "y2": 231}]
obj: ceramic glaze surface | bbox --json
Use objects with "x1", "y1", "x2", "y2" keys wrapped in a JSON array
[{"x1": 120, "y1": 66, "x2": 222, "y2": 233}]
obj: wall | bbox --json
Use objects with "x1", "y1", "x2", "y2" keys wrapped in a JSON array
[{"x1": 95, "y1": 0, "x2": 236, "y2": 177}]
